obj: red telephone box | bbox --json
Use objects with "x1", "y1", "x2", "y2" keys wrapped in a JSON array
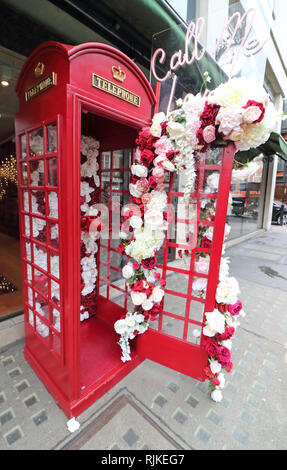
[{"x1": 15, "y1": 41, "x2": 235, "y2": 418}]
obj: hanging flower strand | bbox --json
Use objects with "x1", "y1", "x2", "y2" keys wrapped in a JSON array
[{"x1": 114, "y1": 77, "x2": 280, "y2": 402}]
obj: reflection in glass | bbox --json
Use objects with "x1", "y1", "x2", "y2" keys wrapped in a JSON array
[
  {"x1": 30, "y1": 160, "x2": 45, "y2": 186},
  {"x1": 29, "y1": 128, "x2": 44, "y2": 157},
  {"x1": 47, "y1": 123, "x2": 57, "y2": 153},
  {"x1": 47, "y1": 157, "x2": 57, "y2": 186},
  {"x1": 21, "y1": 134, "x2": 27, "y2": 159}
]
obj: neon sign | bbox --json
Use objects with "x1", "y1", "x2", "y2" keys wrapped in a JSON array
[{"x1": 151, "y1": 8, "x2": 268, "y2": 113}]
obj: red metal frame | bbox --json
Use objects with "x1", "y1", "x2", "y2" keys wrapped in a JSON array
[{"x1": 15, "y1": 41, "x2": 235, "y2": 418}]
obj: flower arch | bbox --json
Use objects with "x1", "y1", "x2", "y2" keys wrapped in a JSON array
[{"x1": 114, "y1": 76, "x2": 280, "y2": 401}]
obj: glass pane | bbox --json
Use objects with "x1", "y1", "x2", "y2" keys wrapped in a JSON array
[
  {"x1": 47, "y1": 157, "x2": 57, "y2": 186},
  {"x1": 203, "y1": 170, "x2": 220, "y2": 194},
  {"x1": 29, "y1": 128, "x2": 43, "y2": 157},
  {"x1": 23, "y1": 191, "x2": 29, "y2": 212},
  {"x1": 32, "y1": 217, "x2": 46, "y2": 240},
  {"x1": 189, "y1": 300, "x2": 205, "y2": 323},
  {"x1": 33, "y1": 245, "x2": 48, "y2": 272},
  {"x1": 101, "y1": 152, "x2": 111, "y2": 169},
  {"x1": 25, "y1": 242, "x2": 32, "y2": 262},
  {"x1": 52, "y1": 308, "x2": 61, "y2": 332},
  {"x1": 192, "y1": 276, "x2": 207, "y2": 300},
  {"x1": 101, "y1": 172, "x2": 110, "y2": 190},
  {"x1": 27, "y1": 286, "x2": 34, "y2": 307},
  {"x1": 21, "y1": 163, "x2": 28, "y2": 185},
  {"x1": 35, "y1": 293, "x2": 49, "y2": 321},
  {"x1": 48, "y1": 222, "x2": 59, "y2": 249},
  {"x1": 24, "y1": 216, "x2": 31, "y2": 237},
  {"x1": 21, "y1": 134, "x2": 27, "y2": 159},
  {"x1": 163, "y1": 292, "x2": 186, "y2": 317},
  {"x1": 31, "y1": 191, "x2": 46, "y2": 215},
  {"x1": 34, "y1": 269, "x2": 49, "y2": 298},
  {"x1": 35, "y1": 316, "x2": 49, "y2": 339},
  {"x1": 48, "y1": 192, "x2": 58, "y2": 218},
  {"x1": 50, "y1": 253, "x2": 60, "y2": 279},
  {"x1": 51, "y1": 280, "x2": 60, "y2": 306},
  {"x1": 161, "y1": 316, "x2": 184, "y2": 340},
  {"x1": 28, "y1": 308, "x2": 34, "y2": 326},
  {"x1": 187, "y1": 323, "x2": 202, "y2": 345},
  {"x1": 26, "y1": 263, "x2": 33, "y2": 282},
  {"x1": 30, "y1": 160, "x2": 45, "y2": 186},
  {"x1": 47, "y1": 122, "x2": 57, "y2": 153}
]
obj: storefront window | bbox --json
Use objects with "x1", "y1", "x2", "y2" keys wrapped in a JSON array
[{"x1": 227, "y1": 155, "x2": 265, "y2": 240}]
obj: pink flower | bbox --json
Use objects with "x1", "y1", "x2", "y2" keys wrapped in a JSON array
[
  {"x1": 202, "y1": 125, "x2": 216, "y2": 143},
  {"x1": 152, "y1": 166, "x2": 165, "y2": 178},
  {"x1": 227, "y1": 300, "x2": 242, "y2": 316},
  {"x1": 135, "y1": 178, "x2": 149, "y2": 194},
  {"x1": 141, "y1": 193, "x2": 152, "y2": 205},
  {"x1": 154, "y1": 135, "x2": 173, "y2": 155},
  {"x1": 133, "y1": 262, "x2": 140, "y2": 270},
  {"x1": 153, "y1": 155, "x2": 167, "y2": 167}
]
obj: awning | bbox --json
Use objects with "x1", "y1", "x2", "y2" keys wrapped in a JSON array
[{"x1": 235, "y1": 132, "x2": 287, "y2": 163}]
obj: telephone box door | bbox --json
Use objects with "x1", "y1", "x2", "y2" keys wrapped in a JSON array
[{"x1": 136, "y1": 145, "x2": 235, "y2": 381}]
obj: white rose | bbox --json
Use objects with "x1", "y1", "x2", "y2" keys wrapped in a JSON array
[
  {"x1": 130, "y1": 291, "x2": 147, "y2": 306},
  {"x1": 142, "y1": 298, "x2": 153, "y2": 311},
  {"x1": 119, "y1": 230, "x2": 129, "y2": 240},
  {"x1": 134, "y1": 313, "x2": 145, "y2": 323},
  {"x1": 205, "y1": 309, "x2": 225, "y2": 335},
  {"x1": 122, "y1": 264, "x2": 134, "y2": 279},
  {"x1": 114, "y1": 319, "x2": 128, "y2": 335},
  {"x1": 125, "y1": 316, "x2": 136, "y2": 328},
  {"x1": 211, "y1": 389, "x2": 223, "y2": 402},
  {"x1": 161, "y1": 159, "x2": 175, "y2": 172},
  {"x1": 216, "y1": 277, "x2": 240, "y2": 305},
  {"x1": 131, "y1": 164, "x2": 148, "y2": 178},
  {"x1": 130, "y1": 215, "x2": 143, "y2": 229},
  {"x1": 153, "y1": 112, "x2": 166, "y2": 123},
  {"x1": 151, "y1": 286, "x2": 165, "y2": 303},
  {"x1": 210, "y1": 360, "x2": 222, "y2": 374},
  {"x1": 167, "y1": 121, "x2": 185, "y2": 139},
  {"x1": 150, "y1": 121, "x2": 162, "y2": 138},
  {"x1": 129, "y1": 183, "x2": 142, "y2": 198},
  {"x1": 215, "y1": 105, "x2": 243, "y2": 136},
  {"x1": 144, "y1": 209, "x2": 164, "y2": 230},
  {"x1": 217, "y1": 372, "x2": 226, "y2": 389}
]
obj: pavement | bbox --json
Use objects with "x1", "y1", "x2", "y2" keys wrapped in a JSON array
[{"x1": 0, "y1": 224, "x2": 287, "y2": 450}]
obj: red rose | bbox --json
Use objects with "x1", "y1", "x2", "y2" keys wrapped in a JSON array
[
  {"x1": 216, "y1": 326, "x2": 235, "y2": 341},
  {"x1": 149, "y1": 303, "x2": 163, "y2": 321},
  {"x1": 141, "y1": 256, "x2": 157, "y2": 270},
  {"x1": 148, "y1": 176, "x2": 158, "y2": 189},
  {"x1": 200, "y1": 102, "x2": 221, "y2": 128},
  {"x1": 196, "y1": 128, "x2": 205, "y2": 146},
  {"x1": 243, "y1": 100, "x2": 265, "y2": 124},
  {"x1": 140, "y1": 149, "x2": 154, "y2": 166},
  {"x1": 117, "y1": 243, "x2": 126, "y2": 254},
  {"x1": 203, "y1": 365, "x2": 215, "y2": 380},
  {"x1": 166, "y1": 150, "x2": 175, "y2": 160},
  {"x1": 228, "y1": 300, "x2": 242, "y2": 316},
  {"x1": 160, "y1": 121, "x2": 168, "y2": 135},
  {"x1": 216, "y1": 345, "x2": 231, "y2": 366},
  {"x1": 212, "y1": 378, "x2": 220, "y2": 386},
  {"x1": 136, "y1": 129, "x2": 155, "y2": 150},
  {"x1": 225, "y1": 361, "x2": 233, "y2": 373},
  {"x1": 203, "y1": 337, "x2": 219, "y2": 357},
  {"x1": 201, "y1": 236, "x2": 212, "y2": 249}
]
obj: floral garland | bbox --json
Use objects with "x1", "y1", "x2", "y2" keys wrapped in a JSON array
[
  {"x1": 80, "y1": 135, "x2": 101, "y2": 321},
  {"x1": 114, "y1": 76, "x2": 279, "y2": 401}
]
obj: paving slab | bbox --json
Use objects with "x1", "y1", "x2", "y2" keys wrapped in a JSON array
[{"x1": 0, "y1": 226, "x2": 286, "y2": 450}]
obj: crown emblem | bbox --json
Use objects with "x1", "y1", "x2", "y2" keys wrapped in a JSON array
[
  {"x1": 34, "y1": 62, "x2": 45, "y2": 78},
  {"x1": 112, "y1": 65, "x2": 126, "y2": 83}
]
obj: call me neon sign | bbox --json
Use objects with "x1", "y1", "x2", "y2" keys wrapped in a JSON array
[{"x1": 151, "y1": 8, "x2": 268, "y2": 113}]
